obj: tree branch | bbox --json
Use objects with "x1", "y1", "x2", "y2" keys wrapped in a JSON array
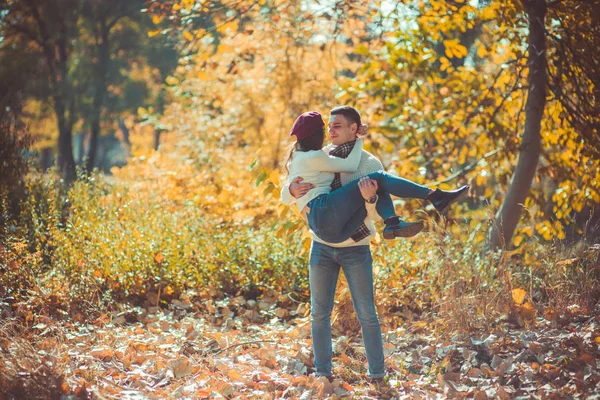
[{"x1": 428, "y1": 147, "x2": 504, "y2": 187}]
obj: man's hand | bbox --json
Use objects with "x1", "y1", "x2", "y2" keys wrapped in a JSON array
[
  {"x1": 358, "y1": 177, "x2": 378, "y2": 200},
  {"x1": 357, "y1": 124, "x2": 369, "y2": 138},
  {"x1": 289, "y1": 177, "x2": 315, "y2": 199}
]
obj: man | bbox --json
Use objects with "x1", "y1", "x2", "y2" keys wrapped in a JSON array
[
  {"x1": 280, "y1": 106, "x2": 388, "y2": 380},
  {"x1": 281, "y1": 106, "x2": 469, "y2": 382}
]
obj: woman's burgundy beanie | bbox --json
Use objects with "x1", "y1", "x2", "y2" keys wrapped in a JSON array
[{"x1": 290, "y1": 111, "x2": 324, "y2": 141}]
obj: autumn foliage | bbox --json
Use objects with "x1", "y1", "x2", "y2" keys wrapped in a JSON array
[{"x1": 1, "y1": 0, "x2": 600, "y2": 398}]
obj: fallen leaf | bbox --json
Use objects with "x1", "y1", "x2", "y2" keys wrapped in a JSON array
[{"x1": 512, "y1": 288, "x2": 527, "y2": 305}]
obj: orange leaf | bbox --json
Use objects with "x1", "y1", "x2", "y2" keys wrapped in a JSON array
[
  {"x1": 519, "y1": 301, "x2": 536, "y2": 320},
  {"x1": 512, "y1": 288, "x2": 526, "y2": 305}
]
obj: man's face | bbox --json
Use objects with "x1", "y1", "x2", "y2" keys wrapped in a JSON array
[{"x1": 328, "y1": 114, "x2": 357, "y2": 146}]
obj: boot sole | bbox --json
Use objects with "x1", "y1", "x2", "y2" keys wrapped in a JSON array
[
  {"x1": 394, "y1": 222, "x2": 424, "y2": 238},
  {"x1": 437, "y1": 186, "x2": 469, "y2": 214},
  {"x1": 382, "y1": 222, "x2": 424, "y2": 239},
  {"x1": 382, "y1": 230, "x2": 396, "y2": 240}
]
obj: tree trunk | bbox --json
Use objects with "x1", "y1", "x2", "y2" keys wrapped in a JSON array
[
  {"x1": 86, "y1": 23, "x2": 109, "y2": 173},
  {"x1": 488, "y1": 0, "x2": 547, "y2": 250},
  {"x1": 118, "y1": 118, "x2": 130, "y2": 146},
  {"x1": 56, "y1": 103, "x2": 77, "y2": 182},
  {"x1": 26, "y1": 0, "x2": 77, "y2": 182},
  {"x1": 154, "y1": 128, "x2": 162, "y2": 150}
]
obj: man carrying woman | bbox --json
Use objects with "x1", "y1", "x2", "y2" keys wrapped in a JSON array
[{"x1": 280, "y1": 106, "x2": 468, "y2": 381}]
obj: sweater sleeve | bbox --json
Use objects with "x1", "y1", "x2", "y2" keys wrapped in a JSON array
[
  {"x1": 280, "y1": 181, "x2": 296, "y2": 205},
  {"x1": 305, "y1": 139, "x2": 363, "y2": 173}
]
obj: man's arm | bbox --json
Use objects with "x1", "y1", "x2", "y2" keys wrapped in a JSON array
[
  {"x1": 342, "y1": 150, "x2": 385, "y2": 221},
  {"x1": 365, "y1": 200, "x2": 381, "y2": 221},
  {"x1": 358, "y1": 177, "x2": 383, "y2": 222},
  {"x1": 280, "y1": 177, "x2": 315, "y2": 204}
]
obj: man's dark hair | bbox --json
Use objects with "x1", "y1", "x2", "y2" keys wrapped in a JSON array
[{"x1": 330, "y1": 106, "x2": 362, "y2": 131}]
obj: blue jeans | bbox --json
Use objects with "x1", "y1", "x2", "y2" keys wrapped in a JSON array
[
  {"x1": 309, "y1": 241, "x2": 385, "y2": 378},
  {"x1": 307, "y1": 170, "x2": 431, "y2": 243}
]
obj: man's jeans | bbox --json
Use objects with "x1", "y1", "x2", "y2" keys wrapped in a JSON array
[
  {"x1": 309, "y1": 241, "x2": 385, "y2": 378},
  {"x1": 307, "y1": 170, "x2": 430, "y2": 243}
]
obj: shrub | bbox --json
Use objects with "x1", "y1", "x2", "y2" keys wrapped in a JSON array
[{"x1": 0, "y1": 118, "x2": 32, "y2": 233}]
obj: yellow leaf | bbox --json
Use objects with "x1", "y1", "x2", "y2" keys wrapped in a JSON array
[
  {"x1": 165, "y1": 76, "x2": 179, "y2": 85},
  {"x1": 477, "y1": 44, "x2": 487, "y2": 58},
  {"x1": 172, "y1": 3, "x2": 181, "y2": 11},
  {"x1": 217, "y1": 21, "x2": 239, "y2": 35},
  {"x1": 519, "y1": 301, "x2": 536, "y2": 320},
  {"x1": 444, "y1": 45, "x2": 454, "y2": 59},
  {"x1": 148, "y1": 29, "x2": 160, "y2": 37},
  {"x1": 355, "y1": 44, "x2": 370, "y2": 56},
  {"x1": 455, "y1": 43, "x2": 468, "y2": 58},
  {"x1": 513, "y1": 235, "x2": 523, "y2": 247},
  {"x1": 512, "y1": 288, "x2": 526, "y2": 305},
  {"x1": 217, "y1": 43, "x2": 234, "y2": 54},
  {"x1": 182, "y1": 30, "x2": 194, "y2": 41},
  {"x1": 196, "y1": 71, "x2": 208, "y2": 81},
  {"x1": 152, "y1": 15, "x2": 163, "y2": 25}
]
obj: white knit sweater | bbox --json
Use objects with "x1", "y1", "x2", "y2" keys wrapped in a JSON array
[
  {"x1": 282, "y1": 139, "x2": 363, "y2": 212},
  {"x1": 281, "y1": 143, "x2": 384, "y2": 248}
]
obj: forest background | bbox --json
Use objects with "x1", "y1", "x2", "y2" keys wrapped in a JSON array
[{"x1": 1, "y1": 0, "x2": 599, "y2": 398}]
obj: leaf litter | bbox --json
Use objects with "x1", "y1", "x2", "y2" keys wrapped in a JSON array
[{"x1": 1, "y1": 290, "x2": 599, "y2": 399}]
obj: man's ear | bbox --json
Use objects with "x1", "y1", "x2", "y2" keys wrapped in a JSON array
[{"x1": 351, "y1": 123, "x2": 358, "y2": 135}]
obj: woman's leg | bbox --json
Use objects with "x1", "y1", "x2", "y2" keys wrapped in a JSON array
[
  {"x1": 366, "y1": 171, "x2": 470, "y2": 214},
  {"x1": 309, "y1": 172, "x2": 466, "y2": 241},
  {"x1": 312, "y1": 179, "x2": 396, "y2": 242},
  {"x1": 366, "y1": 171, "x2": 431, "y2": 218},
  {"x1": 375, "y1": 191, "x2": 396, "y2": 220},
  {"x1": 309, "y1": 173, "x2": 426, "y2": 242}
]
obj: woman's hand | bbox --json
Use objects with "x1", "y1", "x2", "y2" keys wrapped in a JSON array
[{"x1": 357, "y1": 124, "x2": 369, "y2": 138}]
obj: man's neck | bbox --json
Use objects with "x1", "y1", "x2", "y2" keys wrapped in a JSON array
[{"x1": 329, "y1": 139, "x2": 357, "y2": 148}]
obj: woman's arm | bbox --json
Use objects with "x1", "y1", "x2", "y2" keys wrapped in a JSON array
[
  {"x1": 305, "y1": 139, "x2": 363, "y2": 173},
  {"x1": 280, "y1": 181, "x2": 296, "y2": 205}
]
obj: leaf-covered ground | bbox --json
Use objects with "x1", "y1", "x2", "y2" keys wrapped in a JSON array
[{"x1": 1, "y1": 292, "x2": 599, "y2": 399}]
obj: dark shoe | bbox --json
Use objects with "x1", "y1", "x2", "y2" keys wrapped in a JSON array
[
  {"x1": 383, "y1": 217, "x2": 424, "y2": 239},
  {"x1": 313, "y1": 374, "x2": 335, "y2": 383},
  {"x1": 426, "y1": 185, "x2": 470, "y2": 214}
]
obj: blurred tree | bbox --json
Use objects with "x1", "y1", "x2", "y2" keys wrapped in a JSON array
[
  {"x1": 1, "y1": 0, "x2": 81, "y2": 182},
  {"x1": 80, "y1": 0, "x2": 145, "y2": 172},
  {"x1": 0, "y1": 0, "x2": 179, "y2": 178},
  {"x1": 147, "y1": 0, "x2": 369, "y2": 167},
  {"x1": 0, "y1": 87, "x2": 32, "y2": 233}
]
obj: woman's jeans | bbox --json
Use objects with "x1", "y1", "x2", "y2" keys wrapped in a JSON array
[
  {"x1": 309, "y1": 241, "x2": 385, "y2": 378},
  {"x1": 307, "y1": 170, "x2": 431, "y2": 243}
]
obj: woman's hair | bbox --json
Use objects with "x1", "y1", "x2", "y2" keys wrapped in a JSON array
[{"x1": 284, "y1": 126, "x2": 325, "y2": 175}]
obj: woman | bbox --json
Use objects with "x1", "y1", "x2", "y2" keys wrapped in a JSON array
[{"x1": 282, "y1": 111, "x2": 469, "y2": 244}]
